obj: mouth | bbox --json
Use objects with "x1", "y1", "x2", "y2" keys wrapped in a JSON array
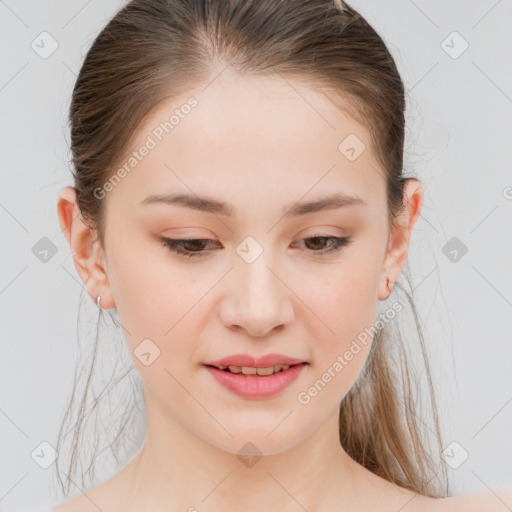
[{"x1": 203, "y1": 362, "x2": 308, "y2": 399}]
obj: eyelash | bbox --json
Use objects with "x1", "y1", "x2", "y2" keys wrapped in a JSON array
[{"x1": 160, "y1": 235, "x2": 352, "y2": 259}]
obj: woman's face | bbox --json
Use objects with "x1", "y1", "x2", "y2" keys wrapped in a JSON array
[{"x1": 90, "y1": 71, "x2": 406, "y2": 455}]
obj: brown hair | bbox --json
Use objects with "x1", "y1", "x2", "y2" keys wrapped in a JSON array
[{"x1": 55, "y1": 0, "x2": 450, "y2": 499}]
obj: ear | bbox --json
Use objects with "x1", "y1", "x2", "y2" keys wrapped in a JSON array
[
  {"x1": 377, "y1": 178, "x2": 423, "y2": 301},
  {"x1": 57, "y1": 186, "x2": 116, "y2": 309}
]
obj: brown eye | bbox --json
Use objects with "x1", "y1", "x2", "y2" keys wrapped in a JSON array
[
  {"x1": 304, "y1": 236, "x2": 330, "y2": 251},
  {"x1": 160, "y1": 238, "x2": 219, "y2": 259},
  {"x1": 160, "y1": 235, "x2": 352, "y2": 260},
  {"x1": 295, "y1": 235, "x2": 352, "y2": 254}
]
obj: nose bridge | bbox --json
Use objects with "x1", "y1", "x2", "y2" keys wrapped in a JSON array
[
  {"x1": 226, "y1": 245, "x2": 293, "y2": 335},
  {"x1": 240, "y1": 249, "x2": 278, "y2": 304}
]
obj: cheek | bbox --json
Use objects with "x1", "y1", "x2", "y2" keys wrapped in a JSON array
[
  {"x1": 115, "y1": 274, "x2": 206, "y2": 413},
  {"x1": 301, "y1": 259, "x2": 379, "y2": 340},
  {"x1": 106, "y1": 237, "x2": 203, "y2": 355},
  {"x1": 295, "y1": 258, "x2": 379, "y2": 391},
  {"x1": 293, "y1": 279, "x2": 376, "y2": 414}
]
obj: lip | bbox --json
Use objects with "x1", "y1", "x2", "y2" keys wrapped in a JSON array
[
  {"x1": 204, "y1": 362, "x2": 307, "y2": 399},
  {"x1": 204, "y1": 353, "x2": 306, "y2": 368}
]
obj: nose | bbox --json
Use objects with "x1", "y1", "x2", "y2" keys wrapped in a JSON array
[{"x1": 219, "y1": 254, "x2": 294, "y2": 337}]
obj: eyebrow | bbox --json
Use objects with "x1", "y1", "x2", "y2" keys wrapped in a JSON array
[{"x1": 139, "y1": 191, "x2": 366, "y2": 217}]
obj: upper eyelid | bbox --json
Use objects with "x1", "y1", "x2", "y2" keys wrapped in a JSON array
[
  {"x1": 162, "y1": 234, "x2": 344, "y2": 244},
  {"x1": 160, "y1": 234, "x2": 350, "y2": 250}
]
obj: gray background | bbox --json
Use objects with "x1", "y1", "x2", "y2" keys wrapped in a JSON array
[{"x1": 1, "y1": 0, "x2": 511, "y2": 510}]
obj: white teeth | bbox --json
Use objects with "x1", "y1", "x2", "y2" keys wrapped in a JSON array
[
  {"x1": 220, "y1": 365, "x2": 291, "y2": 375},
  {"x1": 255, "y1": 367, "x2": 274, "y2": 376}
]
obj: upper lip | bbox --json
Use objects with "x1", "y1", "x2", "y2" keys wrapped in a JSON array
[{"x1": 205, "y1": 353, "x2": 307, "y2": 368}]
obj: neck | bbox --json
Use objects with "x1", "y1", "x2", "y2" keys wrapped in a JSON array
[{"x1": 118, "y1": 388, "x2": 378, "y2": 512}]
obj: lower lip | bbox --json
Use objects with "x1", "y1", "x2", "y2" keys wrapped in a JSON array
[{"x1": 204, "y1": 363, "x2": 307, "y2": 399}]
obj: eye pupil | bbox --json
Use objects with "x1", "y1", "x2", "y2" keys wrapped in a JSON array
[
  {"x1": 186, "y1": 239, "x2": 207, "y2": 251},
  {"x1": 306, "y1": 236, "x2": 327, "y2": 250}
]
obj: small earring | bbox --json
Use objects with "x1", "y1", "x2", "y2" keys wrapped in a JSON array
[{"x1": 96, "y1": 295, "x2": 121, "y2": 329}]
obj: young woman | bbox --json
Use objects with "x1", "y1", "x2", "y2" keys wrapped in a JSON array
[{"x1": 50, "y1": 0, "x2": 511, "y2": 510}]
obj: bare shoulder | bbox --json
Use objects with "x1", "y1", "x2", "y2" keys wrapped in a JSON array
[
  {"x1": 49, "y1": 473, "x2": 126, "y2": 512},
  {"x1": 369, "y1": 477, "x2": 512, "y2": 512},
  {"x1": 424, "y1": 488, "x2": 512, "y2": 512},
  {"x1": 50, "y1": 493, "x2": 98, "y2": 512},
  {"x1": 50, "y1": 483, "x2": 126, "y2": 512},
  {"x1": 50, "y1": 452, "x2": 144, "y2": 512}
]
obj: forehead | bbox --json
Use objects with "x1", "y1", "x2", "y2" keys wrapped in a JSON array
[{"x1": 111, "y1": 71, "x2": 385, "y2": 211}]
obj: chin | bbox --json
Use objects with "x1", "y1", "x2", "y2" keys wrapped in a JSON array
[{"x1": 195, "y1": 420, "x2": 309, "y2": 459}]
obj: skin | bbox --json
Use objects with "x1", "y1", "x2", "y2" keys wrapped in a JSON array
[{"x1": 55, "y1": 69, "x2": 508, "y2": 512}]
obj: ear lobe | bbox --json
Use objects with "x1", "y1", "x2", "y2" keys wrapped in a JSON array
[{"x1": 57, "y1": 186, "x2": 115, "y2": 308}]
